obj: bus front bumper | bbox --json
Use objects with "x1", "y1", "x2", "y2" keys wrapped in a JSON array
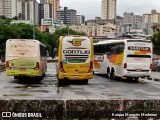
[
  {"x1": 123, "y1": 70, "x2": 151, "y2": 77},
  {"x1": 58, "y1": 72, "x2": 93, "y2": 80}
]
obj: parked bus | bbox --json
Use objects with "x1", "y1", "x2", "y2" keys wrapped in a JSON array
[
  {"x1": 93, "y1": 39, "x2": 152, "y2": 81},
  {"x1": 57, "y1": 35, "x2": 94, "y2": 84},
  {"x1": 5, "y1": 39, "x2": 47, "y2": 80}
]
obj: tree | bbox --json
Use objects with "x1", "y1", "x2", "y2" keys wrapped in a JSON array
[
  {"x1": 52, "y1": 28, "x2": 86, "y2": 48},
  {"x1": 151, "y1": 29, "x2": 160, "y2": 55}
]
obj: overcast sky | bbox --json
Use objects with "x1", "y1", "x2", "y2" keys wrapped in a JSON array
[{"x1": 38, "y1": 0, "x2": 160, "y2": 20}]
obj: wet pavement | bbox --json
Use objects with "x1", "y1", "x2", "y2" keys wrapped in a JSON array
[
  {"x1": 1, "y1": 63, "x2": 160, "y2": 119},
  {"x1": 0, "y1": 63, "x2": 160, "y2": 100}
]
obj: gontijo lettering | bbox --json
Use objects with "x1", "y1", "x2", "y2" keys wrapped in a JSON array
[{"x1": 63, "y1": 50, "x2": 90, "y2": 54}]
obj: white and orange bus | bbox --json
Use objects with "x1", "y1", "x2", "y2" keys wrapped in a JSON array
[
  {"x1": 57, "y1": 35, "x2": 94, "y2": 84},
  {"x1": 5, "y1": 39, "x2": 47, "y2": 80},
  {"x1": 93, "y1": 39, "x2": 152, "y2": 81}
]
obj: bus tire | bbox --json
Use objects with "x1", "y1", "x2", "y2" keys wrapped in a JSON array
[
  {"x1": 111, "y1": 69, "x2": 116, "y2": 80},
  {"x1": 14, "y1": 76, "x2": 18, "y2": 79},
  {"x1": 58, "y1": 79, "x2": 65, "y2": 85},
  {"x1": 83, "y1": 79, "x2": 88, "y2": 84},
  {"x1": 107, "y1": 68, "x2": 111, "y2": 78},
  {"x1": 127, "y1": 77, "x2": 133, "y2": 81},
  {"x1": 134, "y1": 77, "x2": 139, "y2": 82}
]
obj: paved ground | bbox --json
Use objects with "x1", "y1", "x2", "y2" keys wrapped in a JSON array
[{"x1": 1, "y1": 63, "x2": 160, "y2": 100}]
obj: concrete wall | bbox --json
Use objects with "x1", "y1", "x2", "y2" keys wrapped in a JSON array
[{"x1": 0, "y1": 100, "x2": 160, "y2": 119}]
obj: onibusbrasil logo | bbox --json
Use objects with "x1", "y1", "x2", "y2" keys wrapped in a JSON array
[{"x1": 1, "y1": 112, "x2": 42, "y2": 118}]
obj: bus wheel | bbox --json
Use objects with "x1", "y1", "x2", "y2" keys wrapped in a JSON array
[
  {"x1": 127, "y1": 77, "x2": 133, "y2": 81},
  {"x1": 111, "y1": 69, "x2": 116, "y2": 80},
  {"x1": 107, "y1": 68, "x2": 111, "y2": 78},
  {"x1": 134, "y1": 77, "x2": 139, "y2": 82},
  {"x1": 58, "y1": 79, "x2": 65, "y2": 85},
  {"x1": 14, "y1": 76, "x2": 18, "y2": 79},
  {"x1": 83, "y1": 79, "x2": 88, "y2": 84}
]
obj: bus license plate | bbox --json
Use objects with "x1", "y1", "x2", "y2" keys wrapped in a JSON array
[
  {"x1": 136, "y1": 69, "x2": 141, "y2": 71},
  {"x1": 19, "y1": 68, "x2": 26, "y2": 71},
  {"x1": 74, "y1": 75, "x2": 79, "y2": 78}
]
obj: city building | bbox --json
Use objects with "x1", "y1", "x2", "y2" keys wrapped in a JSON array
[
  {"x1": 101, "y1": 0, "x2": 117, "y2": 20},
  {"x1": 40, "y1": 0, "x2": 60, "y2": 19},
  {"x1": 0, "y1": 0, "x2": 39, "y2": 25},
  {"x1": 143, "y1": 10, "x2": 160, "y2": 34},
  {"x1": 68, "y1": 23, "x2": 119, "y2": 37},
  {"x1": 143, "y1": 9, "x2": 160, "y2": 23},
  {"x1": 56, "y1": 7, "x2": 77, "y2": 25},
  {"x1": 41, "y1": 18, "x2": 61, "y2": 28},
  {"x1": 0, "y1": 0, "x2": 18, "y2": 18},
  {"x1": 121, "y1": 12, "x2": 143, "y2": 34},
  {"x1": 76, "y1": 15, "x2": 85, "y2": 25},
  {"x1": 38, "y1": 3, "x2": 52, "y2": 25}
]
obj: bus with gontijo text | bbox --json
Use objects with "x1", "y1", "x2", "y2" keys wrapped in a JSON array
[
  {"x1": 93, "y1": 39, "x2": 152, "y2": 81},
  {"x1": 5, "y1": 39, "x2": 47, "y2": 80},
  {"x1": 57, "y1": 35, "x2": 94, "y2": 84}
]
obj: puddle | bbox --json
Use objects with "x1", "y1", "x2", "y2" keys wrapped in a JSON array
[
  {"x1": 3, "y1": 93, "x2": 30, "y2": 96},
  {"x1": 28, "y1": 90, "x2": 51, "y2": 93},
  {"x1": 102, "y1": 92, "x2": 121, "y2": 96},
  {"x1": 13, "y1": 85, "x2": 42, "y2": 89}
]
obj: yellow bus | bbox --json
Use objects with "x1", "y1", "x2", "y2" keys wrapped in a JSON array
[
  {"x1": 57, "y1": 35, "x2": 94, "y2": 84},
  {"x1": 5, "y1": 39, "x2": 47, "y2": 80}
]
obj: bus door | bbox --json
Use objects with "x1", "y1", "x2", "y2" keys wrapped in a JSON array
[{"x1": 126, "y1": 40, "x2": 152, "y2": 71}]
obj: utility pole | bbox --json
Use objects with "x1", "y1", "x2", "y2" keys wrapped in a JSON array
[{"x1": 33, "y1": 1, "x2": 35, "y2": 39}]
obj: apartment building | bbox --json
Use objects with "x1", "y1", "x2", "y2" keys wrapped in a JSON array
[
  {"x1": 38, "y1": 3, "x2": 52, "y2": 25},
  {"x1": 76, "y1": 15, "x2": 85, "y2": 25},
  {"x1": 40, "y1": 0, "x2": 60, "y2": 19},
  {"x1": 69, "y1": 23, "x2": 119, "y2": 37},
  {"x1": 101, "y1": 0, "x2": 117, "y2": 20},
  {"x1": 143, "y1": 9, "x2": 160, "y2": 34},
  {"x1": 143, "y1": 9, "x2": 160, "y2": 23},
  {"x1": 56, "y1": 7, "x2": 77, "y2": 25},
  {"x1": 121, "y1": 12, "x2": 143, "y2": 34},
  {"x1": 0, "y1": 0, "x2": 18, "y2": 18},
  {"x1": 17, "y1": 0, "x2": 39, "y2": 25}
]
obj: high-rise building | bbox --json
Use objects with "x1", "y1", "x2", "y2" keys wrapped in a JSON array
[
  {"x1": 38, "y1": 3, "x2": 52, "y2": 25},
  {"x1": 17, "y1": 0, "x2": 39, "y2": 25},
  {"x1": 101, "y1": 0, "x2": 117, "y2": 20},
  {"x1": 143, "y1": 9, "x2": 160, "y2": 23},
  {"x1": 40, "y1": 0, "x2": 60, "y2": 19},
  {"x1": 0, "y1": 0, "x2": 18, "y2": 18},
  {"x1": 56, "y1": 7, "x2": 77, "y2": 25}
]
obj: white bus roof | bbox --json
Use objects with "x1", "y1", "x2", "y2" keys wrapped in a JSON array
[
  {"x1": 7, "y1": 39, "x2": 46, "y2": 47},
  {"x1": 94, "y1": 39, "x2": 151, "y2": 45}
]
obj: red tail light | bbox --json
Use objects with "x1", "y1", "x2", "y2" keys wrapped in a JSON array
[
  {"x1": 34, "y1": 62, "x2": 40, "y2": 70},
  {"x1": 150, "y1": 64, "x2": 152, "y2": 69},
  {"x1": 124, "y1": 63, "x2": 127, "y2": 68},
  {"x1": 59, "y1": 61, "x2": 65, "y2": 73},
  {"x1": 88, "y1": 61, "x2": 93, "y2": 73},
  {"x1": 6, "y1": 61, "x2": 11, "y2": 70}
]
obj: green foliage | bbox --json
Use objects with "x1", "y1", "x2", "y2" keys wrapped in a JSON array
[
  {"x1": 52, "y1": 28, "x2": 86, "y2": 48},
  {"x1": 0, "y1": 18, "x2": 86, "y2": 56},
  {"x1": 151, "y1": 29, "x2": 160, "y2": 55}
]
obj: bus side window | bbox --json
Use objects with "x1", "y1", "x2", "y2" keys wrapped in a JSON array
[{"x1": 110, "y1": 44, "x2": 115, "y2": 54}]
